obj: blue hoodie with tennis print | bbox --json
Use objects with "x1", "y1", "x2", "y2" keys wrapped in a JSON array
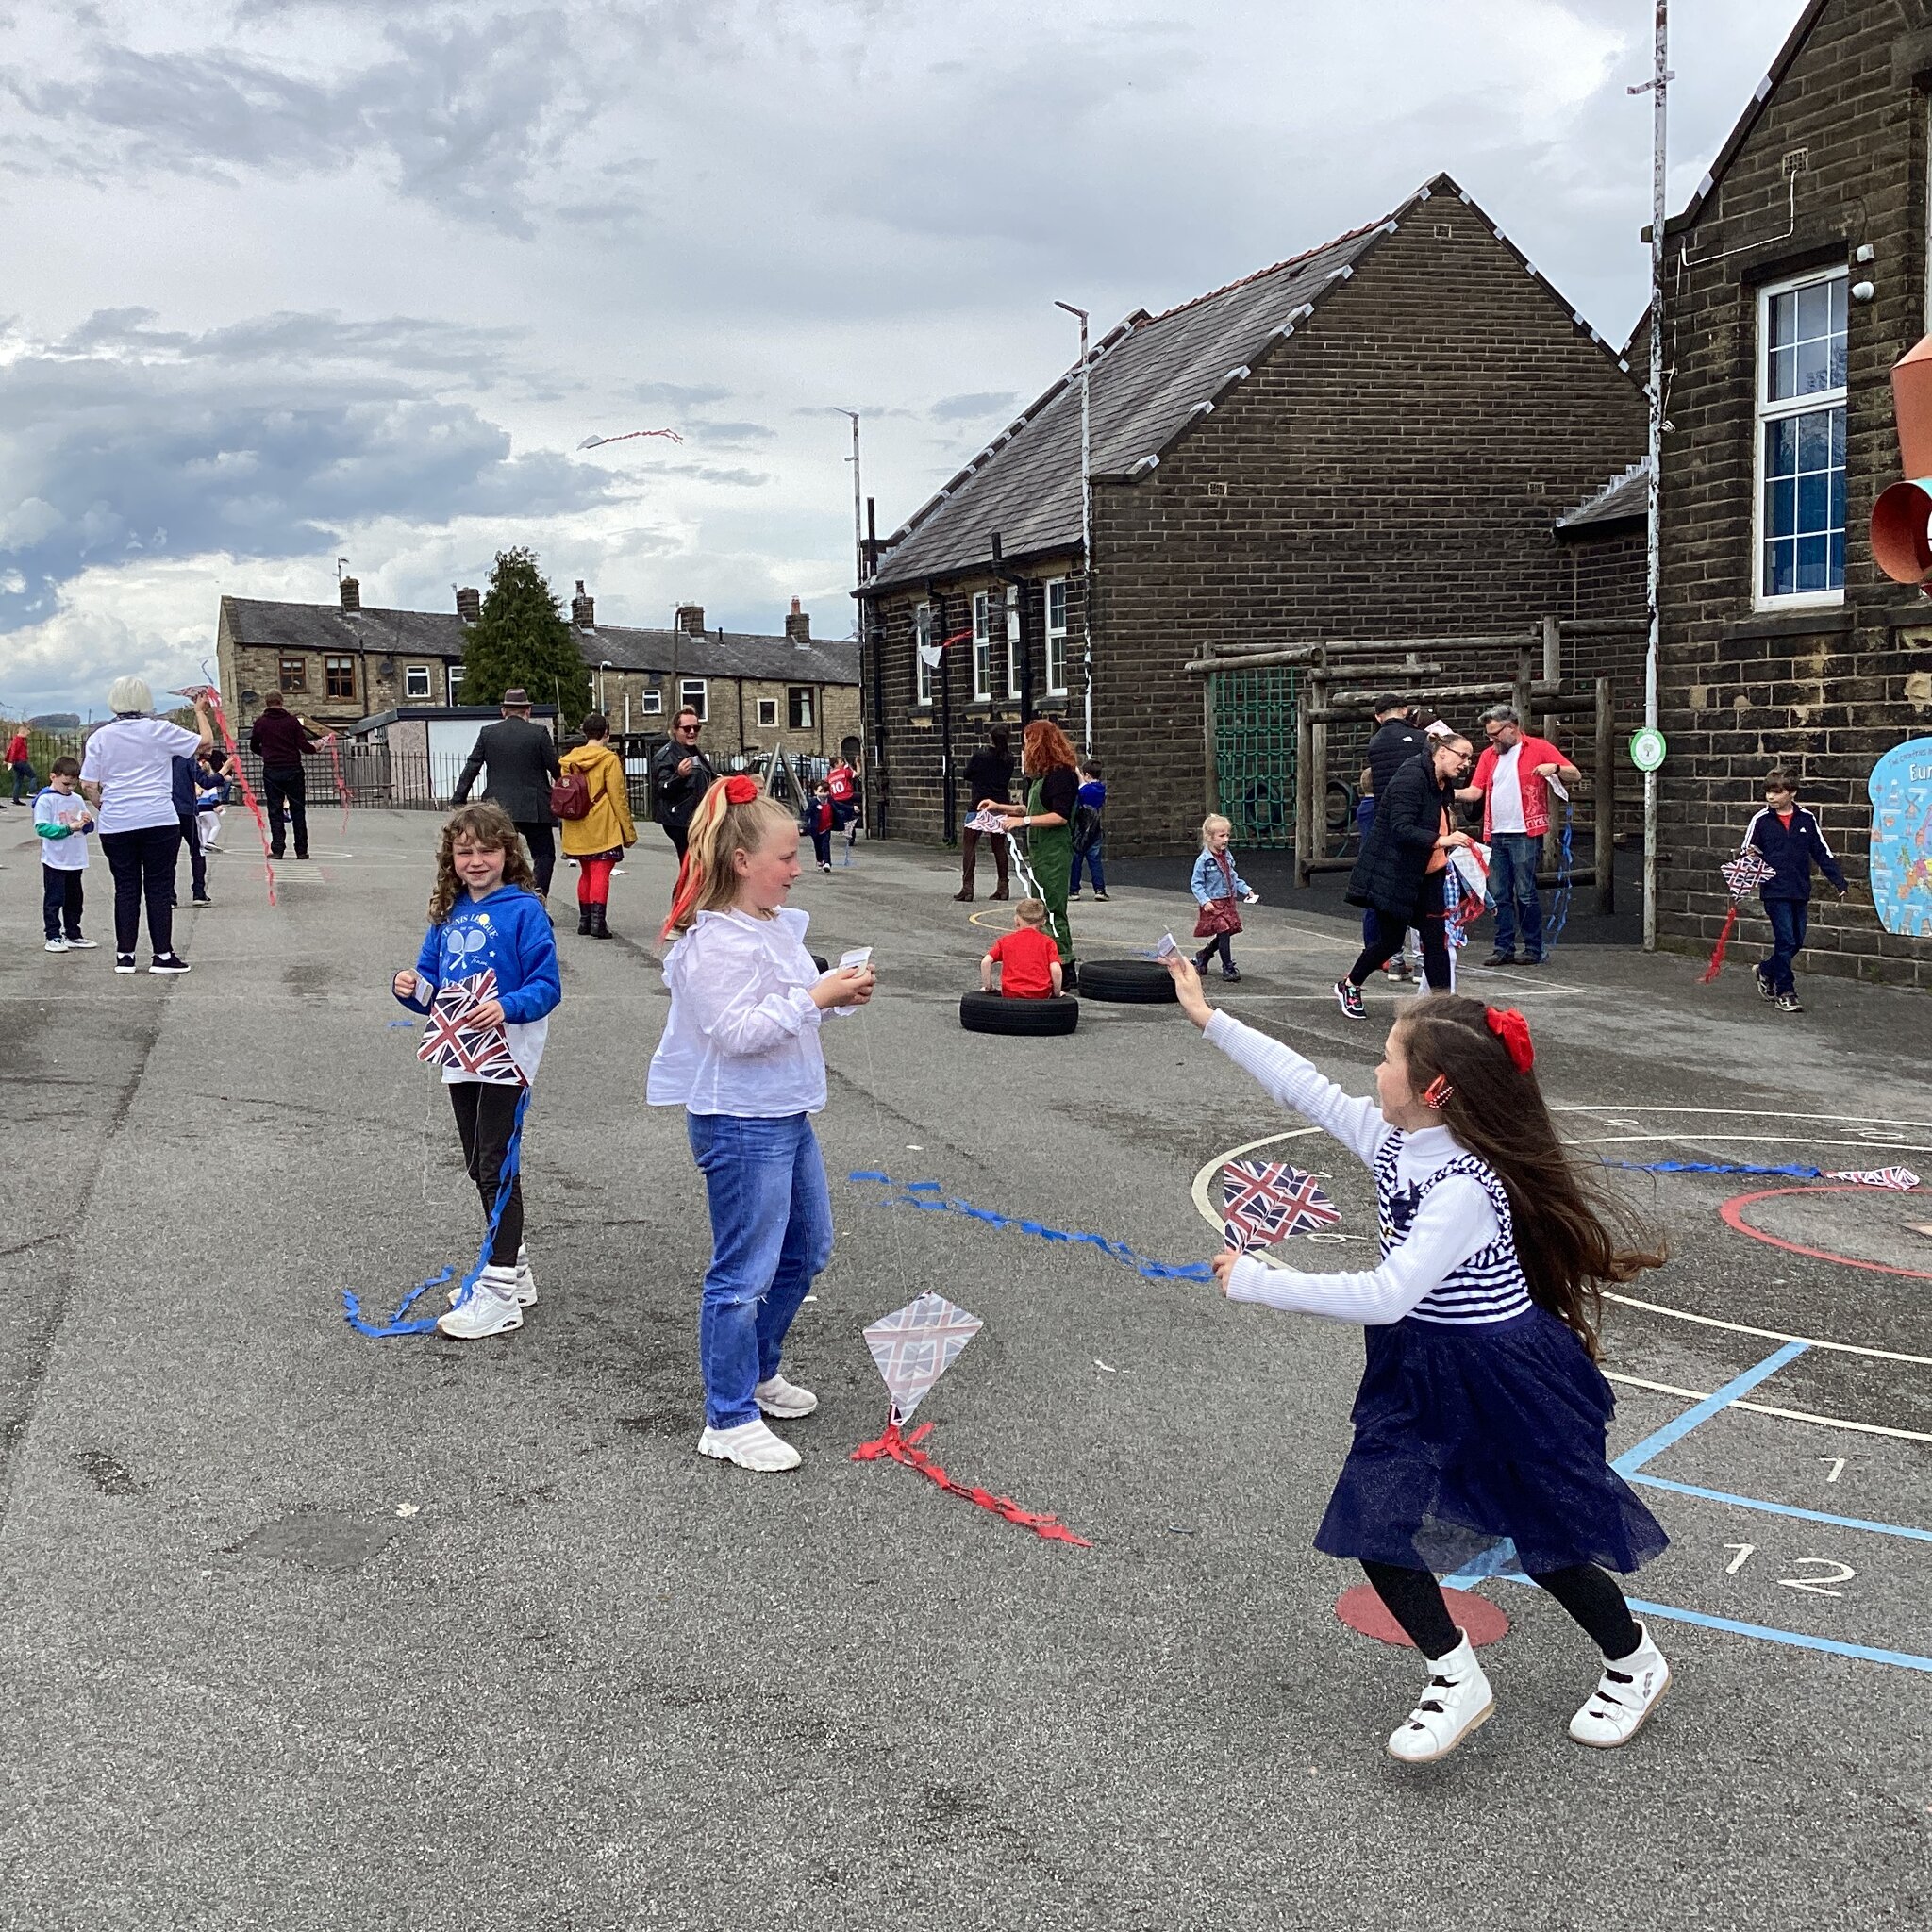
[{"x1": 395, "y1": 884, "x2": 561, "y2": 1083}]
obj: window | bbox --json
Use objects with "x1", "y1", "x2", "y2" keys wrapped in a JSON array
[
  {"x1": 1757, "y1": 270, "x2": 1847, "y2": 605},
  {"x1": 680, "y1": 678, "x2": 708, "y2": 722},
  {"x1": 788, "y1": 687, "x2": 814, "y2": 730},
  {"x1": 641, "y1": 687, "x2": 662, "y2": 716},
  {"x1": 325, "y1": 656, "x2": 356, "y2": 701},
  {"x1": 404, "y1": 665, "x2": 431, "y2": 700},
  {"x1": 447, "y1": 666, "x2": 465, "y2": 702},
  {"x1": 914, "y1": 601, "x2": 933, "y2": 705},
  {"x1": 1044, "y1": 578, "x2": 1069, "y2": 695},
  {"x1": 1005, "y1": 587, "x2": 1023, "y2": 700},
  {"x1": 278, "y1": 656, "x2": 307, "y2": 692},
  {"x1": 971, "y1": 591, "x2": 991, "y2": 701},
  {"x1": 757, "y1": 697, "x2": 779, "y2": 728}
]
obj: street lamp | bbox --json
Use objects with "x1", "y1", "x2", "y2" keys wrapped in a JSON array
[{"x1": 1054, "y1": 300, "x2": 1093, "y2": 755}]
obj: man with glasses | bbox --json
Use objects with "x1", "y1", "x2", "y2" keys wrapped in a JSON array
[
  {"x1": 1459, "y1": 706, "x2": 1581, "y2": 968},
  {"x1": 650, "y1": 706, "x2": 716, "y2": 859}
]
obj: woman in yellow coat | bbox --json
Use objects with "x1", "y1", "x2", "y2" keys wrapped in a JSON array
[{"x1": 558, "y1": 712, "x2": 638, "y2": 939}]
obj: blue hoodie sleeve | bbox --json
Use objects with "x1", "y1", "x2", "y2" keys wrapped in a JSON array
[
  {"x1": 396, "y1": 926, "x2": 441, "y2": 1012},
  {"x1": 498, "y1": 897, "x2": 561, "y2": 1024},
  {"x1": 1806, "y1": 813, "x2": 1847, "y2": 892}
]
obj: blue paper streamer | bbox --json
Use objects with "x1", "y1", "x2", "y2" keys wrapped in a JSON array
[
  {"x1": 1543, "y1": 803, "x2": 1574, "y2": 948},
  {"x1": 1603, "y1": 1158, "x2": 1824, "y2": 1180},
  {"x1": 847, "y1": 1172, "x2": 1214, "y2": 1282},
  {"x1": 344, "y1": 1085, "x2": 533, "y2": 1337}
]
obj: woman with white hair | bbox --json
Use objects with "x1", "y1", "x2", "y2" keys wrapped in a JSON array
[{"x1": 79, "y1": 676, "x2": 214, "y2": 974}]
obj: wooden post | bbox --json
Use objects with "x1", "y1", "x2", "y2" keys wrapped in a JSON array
[
  {"x1": 1308, "y1": 664, "x2": 1330, "y2": 874},
  {"x1": 1512, "y1": 644, "x2": 1534, "y2": 728},
  {"x1": 1294, "y1": 681, "x2": 1314, "y2": 888},
  {"x1": 1541, "y1": 613, "x2": 1561, "y2": 686},
  {"x1": 1594, "y1": 676, "x2": 1615, "y2": 915},
  {"x1": 1541, "y1": 709, "x2": 1562, "y2": 877},
  {"x1": 1202, "y1": 656, "x2": 1220, "y2": 815}
]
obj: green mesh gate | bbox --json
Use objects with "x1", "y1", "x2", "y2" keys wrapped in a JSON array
[{"x1": 1211, "y1": 666, "x2": 1298, "y2": 849}]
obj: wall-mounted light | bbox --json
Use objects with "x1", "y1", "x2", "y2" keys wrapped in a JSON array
[
  {"x1": 1855, "y1": 242, "x2": 1876, "y2": 264},
  {"x1": 1852, "y1": 281, "x2": 1877, "y2": 304}
]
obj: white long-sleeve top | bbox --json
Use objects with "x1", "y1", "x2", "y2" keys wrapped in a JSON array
[
  {"x1": 1203, "y1": 1011, "x2": 1509, "y2": 1325},
  {"x1": 648, "y1": 907, "x2": 849, "y2": 1116}
]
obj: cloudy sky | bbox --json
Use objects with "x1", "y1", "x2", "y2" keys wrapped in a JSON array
[{"x1": 1, "y1": 0, "x2": 1800, "y2": 719}]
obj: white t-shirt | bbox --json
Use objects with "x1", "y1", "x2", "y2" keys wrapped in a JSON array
[
  {"x1": 1488, "y1": 742, "x2": 1526, "y2": 835},
  {"x1": 34, "y1": 788, "x2": 91, "y2": 871},
  {"x1": 79, "y1": 716, "x2": 201, "y2": 835}
]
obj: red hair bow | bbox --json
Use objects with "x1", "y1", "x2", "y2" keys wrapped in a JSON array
[
  {"x1": 1484, "y1": 1006, "x2": 1535, "y2": 1073},
  {"x1": 724, "y1": 774, "x2": 760, "y2": 805}
]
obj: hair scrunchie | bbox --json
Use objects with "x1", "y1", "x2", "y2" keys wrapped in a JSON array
[
  {"x1": 723, "y1": 774, "x2": 760, "y2": 805},
  {"x1": 1484, "y1": 1006, "x2": 1535, "y2": 1073}
]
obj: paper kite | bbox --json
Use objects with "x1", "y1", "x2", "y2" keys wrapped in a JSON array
[
  {"x1": 964, "y1": 808, "x2": 1009, "y2": 835},
  {"x1": 1703, "y1": 849, "x2": 1782, "y2": 983},
  {"x1": 1219, "y1": 1158, "x2": 1340, "y2": 1251},
  {"x1": 419, "y1": 970, "x2": 524, "y2": 1083},
  {"x1": 1828, "y1": 1166, "x2": 1922, "y2": 1191}
]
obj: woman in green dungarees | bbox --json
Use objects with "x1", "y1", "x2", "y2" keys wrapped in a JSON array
[{"x1": 976, "y1": 718, "x2": 1080, "y2": 984}]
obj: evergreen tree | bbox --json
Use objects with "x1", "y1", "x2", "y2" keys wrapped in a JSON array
[{"x1": 460, "y1": 547, "x2": 592, "y2": 729}]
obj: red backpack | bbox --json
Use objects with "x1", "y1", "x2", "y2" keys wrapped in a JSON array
[{"x1": 551, "y1": 768, "x2": 592, "y2": 820}]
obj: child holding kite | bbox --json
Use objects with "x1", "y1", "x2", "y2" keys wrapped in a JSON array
[
  {"x1": 1741, "y1": 769, "x2": 1847, "y2": 1013},
  {"x1": 648, "y1": 774, "x2": 876, "y2": 1474},
  {"x1": 392, "y1": 803, "x2": 561, "y2": 1341},
  {"x1": 1166, "y1": 959, "x2": 1671, "y2": 1765}
]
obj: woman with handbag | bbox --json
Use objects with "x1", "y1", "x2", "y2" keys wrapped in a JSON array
[
  {"x1": 557, "y1": 713, "x2": 638, "y2": 939},
  {"x1": 1191, "y1": 814, "x2": 1258, "y2": 982}
]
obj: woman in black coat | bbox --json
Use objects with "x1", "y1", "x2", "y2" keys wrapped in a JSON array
[{"x1": 1336, "y1": 733, "x2": 1475, "y2": 1018}]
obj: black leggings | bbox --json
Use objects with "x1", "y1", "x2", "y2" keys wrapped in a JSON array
[
  {"x1": 1194, "y1": 931, "x2": 1235, "y2": 974},
  {"x1": 1362, "y1": 1559, "x2": 1641, "y2": 1661},
  {"x1": 1349, "y1": 904, "x2": 1451, "y2": 991},
  {"x1": 449, "y1": 1082, "x2": 525, "y2": 1265}
]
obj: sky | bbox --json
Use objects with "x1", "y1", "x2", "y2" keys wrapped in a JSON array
[{"x1": 0, "y1": 0, "x2": 1805, "y2": 720}]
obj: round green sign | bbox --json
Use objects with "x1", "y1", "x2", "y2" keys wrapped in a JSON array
[{"x1": 1629, "y1": 727, "x2": 1667, "y2": 774}]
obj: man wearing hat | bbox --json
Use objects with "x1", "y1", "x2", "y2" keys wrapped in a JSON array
[{"x1": 452, "y1": 688, "x2": 563, "y2": 901}]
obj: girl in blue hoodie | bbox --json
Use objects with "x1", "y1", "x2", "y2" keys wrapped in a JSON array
[{"x1": 392, "y1": 802, "x2": 562, "y2": 1338}]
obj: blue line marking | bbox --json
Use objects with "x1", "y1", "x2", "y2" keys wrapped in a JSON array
[
  {"x1": 1626, "y1": 1474, "x2": 1932, "y2": 1544},
  {"x1": 1441, "y1": 1540, "x2": 1523, "y2": 1591},
  {"x1": 1613, "y1": 1341, "x2": 1811, "y2": 1474}
]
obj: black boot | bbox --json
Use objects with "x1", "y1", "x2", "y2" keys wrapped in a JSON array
[
  {"x1": 590, "y1": 904, "x2": 611, "y2": 940},
  {"x1": 577, "y1": 903, "x2": 592, "y2": 935}
]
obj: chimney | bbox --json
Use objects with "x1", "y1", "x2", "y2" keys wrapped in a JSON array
[
  {"x1": 455, "y1": 586, "x2": 481, "y2": 624},
  {"x1": 339, "y1": 575, "x2": 360, "y2": 611},
  {"x1": 675, "y1": 603, "x2": 706, "y2": 637},
  {"x1": 572, "y1": 578, "x2": 595, "y2": 629},
  {"x1": 785, "y1": 596, "x2": 810, "y2": 647}
]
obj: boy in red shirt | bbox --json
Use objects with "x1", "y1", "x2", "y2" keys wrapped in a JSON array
[{"x1": 981, "y1": 899, "x2": 1064, "y2": 999}]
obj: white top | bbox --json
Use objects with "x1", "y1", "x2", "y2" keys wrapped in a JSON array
[
  {"x1": 1203, "y1": 1011, "x2": 1502, "y2": 1324},
  {"x1": 78, "y1": 716, "x2": 201, "y2": 835},
  {"x1": 34, "y1": 788, "x2": 91, "y2": 871},
  {"x1": 1488, "y1": 742, "x2": 1526, "y2": 835},
  {"x1": 648, "y1": 906, "x2": 848, "y2": 1117}
]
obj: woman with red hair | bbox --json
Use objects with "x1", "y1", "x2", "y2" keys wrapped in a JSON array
[{"x1": 975, "y1": 719, "x2": 1080, "y2": 980}]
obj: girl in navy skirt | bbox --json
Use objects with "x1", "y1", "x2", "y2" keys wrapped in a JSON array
[{"x1": 1167, "y1": 960, "x2": 1671, "y2": 1764}]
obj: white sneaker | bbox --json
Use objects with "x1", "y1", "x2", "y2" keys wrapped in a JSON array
[
  {"x1": 755, "y1": 1372, "x2": 819, "y2": 1418},
  {"x1": 1569, "y1": 1624, "x2": 1670, "y2": 1748},
  {"x1": 452, "y1": 1246, "x2": 538, "y2": 1308},
  {"x1": 1387, "y1": 1632, "x2": 1495, "y2": 1764},
  {"x1": 44, "y1": 937, "x2": 68, "y2": 952},
  {"x1": 64, "y1": 935, "x2": 97, "y2": 949},
  {"x1": 697, "y1": 1417, "x2": 802, "y2": 1473},
  {"x1": 436, "y1": 1267, "x2": 524, "y2": 1339}
]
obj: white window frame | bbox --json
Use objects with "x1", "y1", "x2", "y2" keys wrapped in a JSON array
[
  {"x1": 446, "y1": 666, "x2": 465, "y2": 702},
  {"x1": 1043, "y1": 577, "x2": 1069, "y2": 696},
  {"x1": 641, "y1": 687, "x2": 662, "y2": 716},
  {"x1": 403, "y1": 665, "x2": 431, "y2": 700},
  {"x1": 971, "y1": 591, "x2": 991, "y2": 702},
  {"x1": 914, "y1": 601, "x2": 933, "y2": 706},
  {"x1": 1004, "y1": 585, "x2": 1023, "y2": 700},
  {"x1": 1753, "y1": 267, "x2": 1848, "y2": 611},
  {"x1": 757, "y1": 697, "x2": 778, "y2": 728},
  {"x1": 680, "y1": 677, "x2": 708, "y2": 723}
]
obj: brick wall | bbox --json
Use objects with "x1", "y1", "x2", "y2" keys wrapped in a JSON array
[{"x1": 1657, "y1": 0, "x2": 1932, "y2": 986}]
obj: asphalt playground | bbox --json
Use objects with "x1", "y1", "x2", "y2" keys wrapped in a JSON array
[{"x1": 3, "y1": 806, "x2": 1929, "y2": 1930}]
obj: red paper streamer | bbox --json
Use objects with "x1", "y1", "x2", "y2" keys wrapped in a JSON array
[
  {"x1": 322, "y1": 728, "x2": 353, "y2": 833},
  {"x1": 850, "y1": 1418, "x2": 1091, "y2": 1547},
  {"x1": 1701, "y1": 904, "x2": 1739, "y2": 983},
  {"x1": 176, "y1": 685, "x2": 276, "y2": 906}
]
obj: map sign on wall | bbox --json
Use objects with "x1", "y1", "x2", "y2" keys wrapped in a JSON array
[{"x1": 1867, "y1": 737, "x2": 1932, "y2": 938}]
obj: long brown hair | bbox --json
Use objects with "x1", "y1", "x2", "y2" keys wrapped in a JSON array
[
  {"x1": 660, "y1": 775, "x2": 797, "y2": 939},
  {"x1": 426, "y1": 802, "x2": 537, "y2": 924},
  {"x1": 1021, "y1": 717, "x2": 1078, "y2": 775},
  {"x1": 1395, "y1": 995, "x2": 1664, "y2": 1357}
]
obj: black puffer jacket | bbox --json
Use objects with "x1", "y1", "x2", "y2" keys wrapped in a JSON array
[{"x1": 1347, "y1": 754, "x2": 1455, "y2": 916}]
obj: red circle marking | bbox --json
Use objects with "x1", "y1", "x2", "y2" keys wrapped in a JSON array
[
  {"x1": 1719, "y1": 1184, "x2": 1932, "y2": 1282},
  {"x1": 1336, "y1": 1584, "x2": 1509, "y2": 1649}
]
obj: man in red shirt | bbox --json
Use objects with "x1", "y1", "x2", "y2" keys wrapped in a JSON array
[
  {"x1": 1458, "y1": 705, "x2": 1581, "y2": 967},
  {"x1": 980, "y1": 899, "x2": 1064, "y2": 999},
  {"x1": 7, "y1": 727, "x2": 35, "y2": 807}
]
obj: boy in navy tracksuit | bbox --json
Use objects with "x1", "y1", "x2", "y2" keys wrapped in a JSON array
[{"x1": 1743, "y1": 770, "x2": 1846, "y2": 1013}]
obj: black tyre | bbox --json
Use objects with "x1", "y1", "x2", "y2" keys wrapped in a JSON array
[
  {"x1": 958, "y1": 991, "x2": 1080, "y2": 1036},
  {"x1": 1076, "y1": 958, "x2": 1178, "y2": 1004}
]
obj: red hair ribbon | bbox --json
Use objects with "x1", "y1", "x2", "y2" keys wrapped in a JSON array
[
  {"x1": 724, "y1": 774, "x2": 760, "y2": 805},
  {"x1": 1484, "y1": 1006, "x2": 1535, "y2": 1073}
]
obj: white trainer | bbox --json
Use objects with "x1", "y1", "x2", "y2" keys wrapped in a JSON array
[
  {"x1": 1569, "y1": 1624, "x2": 1670, "y2": 1748},
  {"x1": 44, "y1": 937, "x2": 68, "y2": 952},
  {"x1": 435, "y1": 1267, "x2": 524, "y2": 1340},
  {"x1": 63, "y1": 935, "x2": 98, "y2": 949},
  {"x1": 698, "y1": 1417, "x2": 802, "y2": 1473},
  {"x1": 1386, "y1": 1632, "x2": 1495, "y2": 1764},
  {"x1": 754, "y1": 1372, "x2": 819, "y2": 1418},
  {"x1": 451, "y1": 1247, "x2": 538, "y2": 1309}
]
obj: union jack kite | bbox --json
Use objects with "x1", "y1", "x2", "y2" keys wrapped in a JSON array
[
  {"x1": 1219, "y1": 1158, "x2": 1340, "y2": 1251},
  {"x1": 1828, "y1": 1165, "x2": 1922, "y2": 1191},
  {"x1": 418, "y1": 970, "x2": 524, "y2": 1083}
]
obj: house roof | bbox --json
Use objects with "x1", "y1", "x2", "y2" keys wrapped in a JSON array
[
  {"x1": 869, "y1": 172, "x2": 1632, "y2": 592},
  {"x1": 1556, "y1": 459, "x2": 1650, "y2": 534},
  {"x1": 220, "y1": 596, "x2": 858, "y2": 686}
]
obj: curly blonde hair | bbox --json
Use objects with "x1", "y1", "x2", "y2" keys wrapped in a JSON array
[{"x1": 426, "y1": 802, "x2": 537, "y2": 924}]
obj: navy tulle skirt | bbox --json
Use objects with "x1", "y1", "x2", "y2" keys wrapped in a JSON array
[{"x1": 1313, "y1": 1306, "x2": 1669, "y2": 1576}]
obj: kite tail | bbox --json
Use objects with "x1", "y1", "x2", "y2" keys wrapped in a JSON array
[
  {"x1": 191, "y1": 685, "x2": 278, "y2": 907},
  {"x1": 850, "y1": 1418, "x2": 1091, "y2": 1548},
  {"x1": 1701, "y1": 904, "x2": 1739, "y2": 984}
]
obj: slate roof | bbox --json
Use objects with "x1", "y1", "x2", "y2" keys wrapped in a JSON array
[
  {"x1": 1556, "y1": 459, "x2": 1650, "y2": 534},
  {"x1": 220, "y1": 596, "x2": 858, "y2": 686}
]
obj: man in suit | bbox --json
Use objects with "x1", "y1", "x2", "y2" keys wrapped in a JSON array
[{"x1": 452, "y1": 688, "x2": 562, "y2": 900}]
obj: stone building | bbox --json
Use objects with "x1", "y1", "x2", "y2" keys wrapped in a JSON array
[
  {"x1": 215, "y1": 581, "x2": 860, "y2": 761},
  {"x1": 858, "y1": 172, "x2": 1648, "y2": 853},
  {"x1": 1655, "y1": 0, "x2": 1932, "y2": 986}
]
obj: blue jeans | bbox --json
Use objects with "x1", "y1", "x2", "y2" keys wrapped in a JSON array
[
  {"x1": 1071, "y1": 832, "x2": 1106, "y2": 894},
  {"x1": 1761, "y1": 897, "x2": 1808, "y2": 996},
  {"x1": 1488, "y1": 831, "x2": 1544, "y2": 960},
  {"x1": 687, "y1": 1112, "x2": 833, "y2": 1429}
]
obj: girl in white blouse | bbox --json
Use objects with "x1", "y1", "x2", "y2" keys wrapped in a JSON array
[{"x1": 649, "y1": 775, "x2": 875, "y2": 1473}]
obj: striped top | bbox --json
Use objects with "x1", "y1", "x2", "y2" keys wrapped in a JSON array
[{"x1": 1374, "y1": 1139, "x2": 1534, "y2": 1325}]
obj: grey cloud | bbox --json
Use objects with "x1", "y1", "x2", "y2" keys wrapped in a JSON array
[
  {"x1": 633, "y1": 380, "x2": 733, "y2": 408},
  {"x1": 655, "y1": 463, "x2": 771, "y2": 487},
  {"x1": 695, "y1": 421, "x2": 776, "y2": 445},
  {"x1": 930, "y1": 391, "x2": 1021, "y2": 422}
]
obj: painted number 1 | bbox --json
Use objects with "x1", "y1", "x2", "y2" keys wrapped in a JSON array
[{"x1": 1719, "y1": 1547, "x2": 1857, "y2": 1597}]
